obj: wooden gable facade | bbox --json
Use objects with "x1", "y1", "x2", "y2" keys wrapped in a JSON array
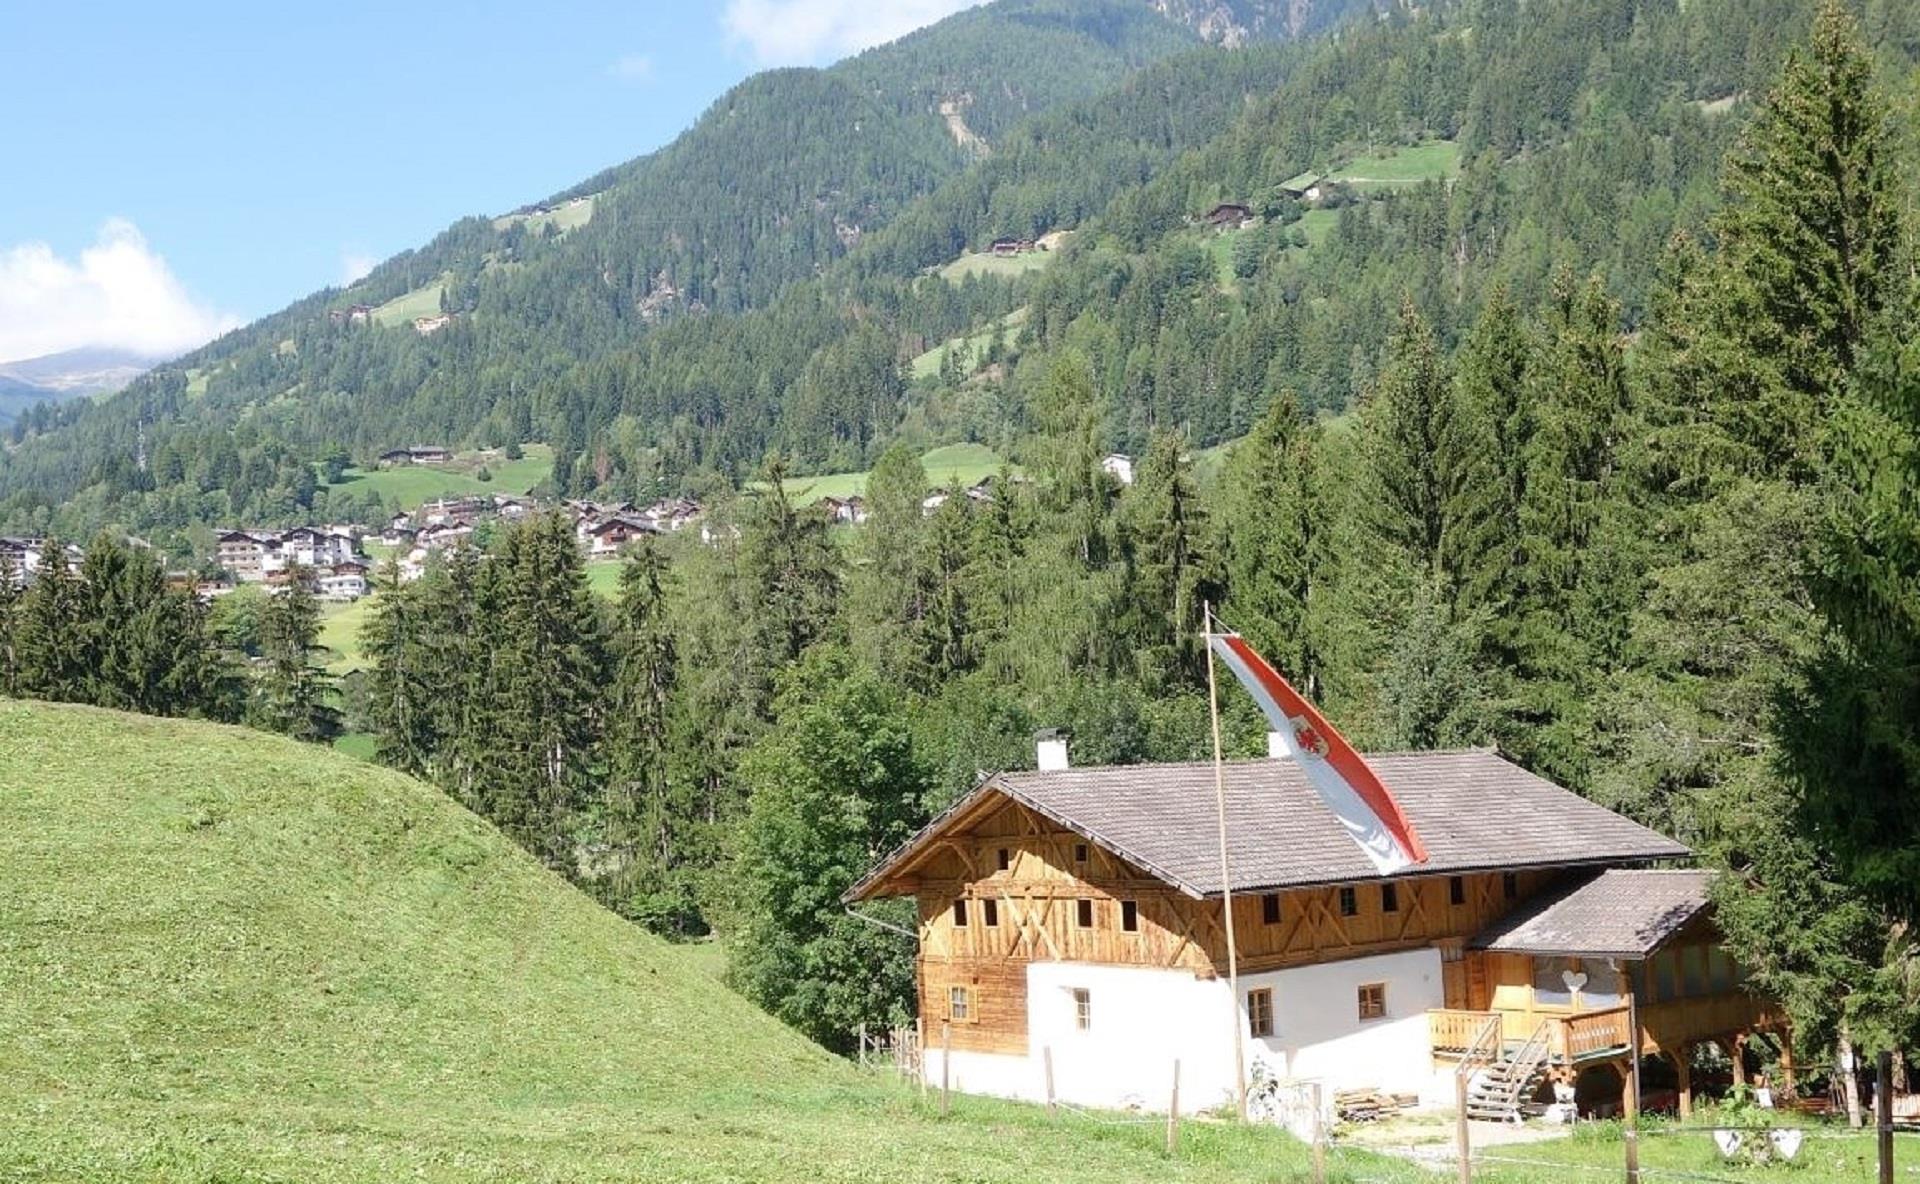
[{"x1": 904, "y1": 791, "x2": 1565, "y2": 1058}]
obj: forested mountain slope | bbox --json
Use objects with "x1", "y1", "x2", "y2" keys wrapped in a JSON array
[{"x1": 4, "y1": 0, "x2": 1917, "y2": 557}]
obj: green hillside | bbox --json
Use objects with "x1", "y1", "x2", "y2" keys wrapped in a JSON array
[
  {"x1": 0, "y1": 699, "x2": 1375, "y2": 1182},
  {"x1": 327, "y1": 443, "x2": 555, "y2": 506}
]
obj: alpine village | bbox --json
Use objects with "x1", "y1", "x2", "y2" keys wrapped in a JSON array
[{"x1": 2, "y1": 1, "x2": 1918, "y2": 1181}]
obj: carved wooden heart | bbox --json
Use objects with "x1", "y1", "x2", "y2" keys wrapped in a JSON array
[{"x1": 1562, "y1": 969, "x2": 1589, "y2": 993}]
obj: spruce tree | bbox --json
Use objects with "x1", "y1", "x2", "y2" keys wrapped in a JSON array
[
  {"x1": 12, "y1": 538, "x2": 89, "y2": 703},
  {"x1": 1118, "y1": 428, "x2": 1208, "y2": 689},
  {"x1": 1704, "y1": 0, "x2": 1905, "y2": 477},
  {"x1": 848, "y1": 443, "x2": 929, "y2": 684},
  {"x1": 254, "y1": 570, "x2": 338, "y2": 741},
  {"x1": 603, "y1": 538, "x2": 699, "y2": 933},
  {"x1": 1361, "y1": 302, "x2": 1455, "y2": 581},
  {"x1": 1444, "y1": 288, "x2": 1535, "y2": 623},
  {"x1": 1216, "y1": 391, "x2": 1317, "y2": 685},
  {"x1": 362, "y1": 561, "x2": 438, "y2": 775}
]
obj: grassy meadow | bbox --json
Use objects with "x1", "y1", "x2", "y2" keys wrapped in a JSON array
[
  {"x1": 1325, "y1": 140, "x2": 1461, "y2": 190},
  {"x1": 0, "y1": 699, "x2": 1426, "y2": 1184},
  {"x1": 328, "y1": 443, "x2": 554, "y2": 506},
  {"x1": 909, "y1": 308, "x2": 1028, "y2": 380},
  {"x1": 780, "y1": 442, "x2": 1015, "y2": 504}
]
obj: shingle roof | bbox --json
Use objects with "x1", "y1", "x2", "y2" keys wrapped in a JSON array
[
  {"x1": 1469, "y1": 869, "x2": 1715, "y2": 958},
  {"x1": 848, "y1": 749, "x2": 1688, "y2": 901}
]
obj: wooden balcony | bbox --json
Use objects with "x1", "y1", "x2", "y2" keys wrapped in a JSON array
[{"x1": 1431, "y1": 993, "x2": 1781, "y2": 1069}]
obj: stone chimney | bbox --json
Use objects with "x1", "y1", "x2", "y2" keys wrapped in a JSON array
[{"x1": 1035, "y1": 727, "x2": 1070, "y2": 772}]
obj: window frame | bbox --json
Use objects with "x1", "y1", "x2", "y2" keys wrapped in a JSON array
[
  {"x1": 1338, "y1": 885, "x2": 1359, "y2": 917},
  {"x1": 1075, "y1": 898, "x2": 1095, "y2": 929},
  {"x1": 1381, "y1": 883, "x2": 1399, "y2": 913},
  {"x1": 1120, "y1": 899, "x2": 1139, "y2": 933},
  {"x1": 982, "y1": 898, "x2": 999, "y2": 928},
  {"x1": 1247, "y1": 987, "x2": 1275, "y2": 1038},
  {"x1": 1261, "y1": 893, "x2": 1282, "y2": 925},
  {"x1": 1072, "y1": 987, "x2": 1092, "y2": 1031},
  {"x1": 1449, "y1": 875, "x2": 1466, "y2": 906},
  {"x1": 948, "y1": 985, "x2": 972, "y2": 1022},
  {"x1": 1357, "y1": 982, "x2": 1387, "y2": 1021},
  {"x1": 952, "y1": 898, "x2": 969, "y2": 928},
  {"x1": 996, "y1": 847, "x2": 1010, "y2": 871}
]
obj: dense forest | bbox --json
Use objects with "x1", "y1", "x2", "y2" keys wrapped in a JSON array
[{"x1": 1, "y1": 0, "x2": 1917, "y2": 1116}]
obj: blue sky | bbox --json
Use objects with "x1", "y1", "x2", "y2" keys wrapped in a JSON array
[{"x1": 0, "y1": 0, "x2": 981, "y2": 364}]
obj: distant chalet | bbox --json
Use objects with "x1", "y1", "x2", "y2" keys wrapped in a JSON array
[
  {"x1": 328, "y1": 304, "x2": 375, "y2": 326},
  {"x1": 378, "y1": 446, "x2": 452, "y2": 467},
  {"x1": 989, "y1": 237, "x2": 1040, "y2": 257},
  {"x1": 1203, "y1": 202, "x2": 1254, "y2": 228}
]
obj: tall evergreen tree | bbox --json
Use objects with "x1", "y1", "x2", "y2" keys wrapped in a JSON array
[
  {"x1": 602, "y1": 539, "x2": 702, "y2": 934},
  {"x1": 1118, "y1": 428, "x2": 1208, "y2": 689},
  {"x1": 1215, "y1": 391, "x2": 1318, "y2": 685},
  {"x1": 253, "y1": 571, "x2": 338, "y2": 741},
  {"x1": 848, "y1": 443, "x2": 929, "y2": 684},
  {"x1": 361, "y1": 561, "x2": 438, "y2": 775},
  {"x1": 468, "y1": 513, "x2": 606, "y2": 866},
  {"x1": 1702, "y1": 0, "x2": 1906, "y2": 477},
  {"x1": 12, "y1": 539, "x2": 89, "y2": 703}
]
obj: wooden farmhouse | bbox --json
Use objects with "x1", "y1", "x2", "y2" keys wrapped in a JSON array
[{"x1": 847, "y1": 735, "x2": 1784, "y2": 1118}]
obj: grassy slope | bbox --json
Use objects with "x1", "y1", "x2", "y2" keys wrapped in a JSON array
[
  {"x1": 369, "y1": 279, "x2": 450, "y2": 328},
  {"x1": 328, "y1": 444, "x2": 554, "y2": 506},
  {"x1": 781, "y1": 443, "x2": 1014, "y2": 504},
  {"x1": 0, "y1": 700, "x2": 1394, "y2": 1183},
  {"x1": 1325, "y1": 140, "x2": 1460, "y2": 190},
  {"x1": 909, "y1": 309, "x2": 1029, "y2": 380}
]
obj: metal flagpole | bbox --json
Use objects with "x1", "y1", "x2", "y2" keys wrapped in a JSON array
[{"x1": 1204, "y1": 601, "x2": 1248, "y2": 1120}]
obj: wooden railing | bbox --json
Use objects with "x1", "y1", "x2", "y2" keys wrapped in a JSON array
[
  {"x1": 1429, "y1": 1008, "x2": 1501, "y2": 1054},
  {"x1": 1560, "y1": 1005, "x2": 1633, "y2": 1061}
]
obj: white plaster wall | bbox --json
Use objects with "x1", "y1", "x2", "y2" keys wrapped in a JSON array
[
  {"x1": 920, "y1": 949, "x2": 1453, "y2": 1113},
  {"x1": 1028, "y1": 961, "x2": 1241, "y2": 1112},
  {"x1": 1241, "y1": 947, "x2": 1452, "y2": 1104}
]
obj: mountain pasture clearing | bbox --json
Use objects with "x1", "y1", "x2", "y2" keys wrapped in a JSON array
[{"x1": 329, "y1": 444, "x2": 553, "y2": 506}]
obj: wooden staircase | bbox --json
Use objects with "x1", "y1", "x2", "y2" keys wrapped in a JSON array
[{"x1": 1463, "y1": 1021, "x2": 1553, "y2": 1123}]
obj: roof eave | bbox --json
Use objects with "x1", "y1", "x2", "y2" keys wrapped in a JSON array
[{"x1": 1200, "y1": 848, "x2": 1693, "y2": 898}]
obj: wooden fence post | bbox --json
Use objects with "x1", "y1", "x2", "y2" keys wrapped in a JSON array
[
  {"x1": 941, "y1": 1021, "x2": 952, "y2": 1116},
  {"x1": 1166, "y1": 1058, "x2": 1182, "y2": 1156},
  {"x1": 1043, "y1": 1045, "x2": 1056, "y2": 1118},
  {"x1": 1879, "y1": 1050, "x2": 1895, "y2": 1184},
  {"x1": 917, "y1": 1018, "x2": 927, "y2": 1100},
  {"x1": 857, "y1": 1022, "x2": 867, "y2": 1068},
  {"x1": 1311, "y1": 1080, "x2": 1327, "y2": 1184},
  {"x1": 1454, "y1": 1072, "x2": 1472, "y2": 1184}
]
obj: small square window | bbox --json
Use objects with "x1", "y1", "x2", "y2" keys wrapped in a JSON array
[
  {"x1": 1072, "y1": 987, "x2": 1091, "y2": 1030},
  {"x1": 1248, "y1": 988, "x2": 1274, "y2": 1038},
  {"x1": 1338, "y1": 886, "x2": 1358, "y2": 917},
  {"x1": 1381, "y1": 883, "x2": 1399, "y2": 913},
  {"x1": 1449, "y1": 876, "x2": 1466, "y2": 906},
  {"x1": 1074, "y1": 843, "x2": 1089, "y2": 864},
  {"x1": 1502, "y1": 872, "x2": 1518, "y2": 899},
  {"x1": 1076, "y1": 898, "x2": 1095, "y2": 928},
  {"x1": 953, "y1": 899, "x2": 969, "y2": 928},
  {"x1": 997, "y1": 847, "x2": 1010, "y2": 871},
  {"x1": 982, "y1": 898, "x2": 999, "y2": 927},
  {"x1": 1357, "y1": 982, "x2": 1387, "y2": 1021},
  {"x1": 949, "y1": 985, "x2": 971, "y2": 1022},
  {"x1": 1261, "y1": 894, "x2": 1282, "y2": 925},
  {"x1": 1121, "y1": 900, "x2": 1139, "y2": 932}
]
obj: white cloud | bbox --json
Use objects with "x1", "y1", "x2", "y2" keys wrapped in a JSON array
[
  {"x1": 340, "y1": 251, "x2": 378, "y2": 286},
  {"x1": 0, "y1": 219, "x2": 239, "y2": 365},
  {"x1": 721, "y1": 0, "x2": 982, "y2": 65},
  {"x1": 609, "y1": 52, "x2": 655, "y2": 82}
]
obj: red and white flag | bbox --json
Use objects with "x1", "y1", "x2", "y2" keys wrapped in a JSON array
[{"x1": 1208, "y1": 627, "x2": 1429, "y2": 874}]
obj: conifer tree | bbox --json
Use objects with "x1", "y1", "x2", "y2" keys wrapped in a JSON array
[
  {"x1": 1361, "y1": 302, "x2": 1455, "y2": 581},
  {"x1": 468, "y1": 513, "x2": 606, "y2": 866},
  {"x1": 915, "y1": 491, "x2": 976, "y2": 685},
  {"x1": 848, "y1": 443, "x2": 929, "y2": 683},
  {"x1": 603, "y1": 538, "x2": 700, "y2": 934},
  {"x1": 1444, "y1": 288, "x2": 1534, "y2": 623},
  {"x1": 361, "y1": 561, "x2": 437, "y2": 775},
  {"x1": 1215, "y1": 391, "x2": 1315, "y2": 680},
  {"x1": 12, "y1": 538, "x2": 89, "y2": 703},
  {"x1": 253, "y1": 570, "x2": 338, "y2": 741},
  {"x1": 1703, "y1": 0, "x2": 1905, "y2": 477},
  {"x1": 0, "y1": 573, "x2": 16, "y2": 696},
  {"x1": 1118, "y1": 428, "x2": 1208, "y2": 689}
]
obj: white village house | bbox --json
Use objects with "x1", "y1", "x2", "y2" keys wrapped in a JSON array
[{"x1": 848, "y1": 735, "x2": 1784, "y2": 1120}]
